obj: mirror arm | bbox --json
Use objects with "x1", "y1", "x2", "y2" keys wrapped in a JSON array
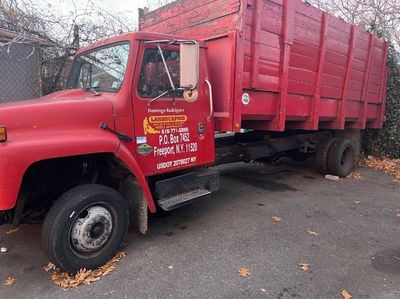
[{"x1": 157, "y1": 44, "x2": 176, "y2": 90}]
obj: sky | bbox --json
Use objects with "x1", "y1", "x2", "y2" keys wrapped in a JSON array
[{"x1": 45, "y1": 0, "x2": 152, "y2": 27}]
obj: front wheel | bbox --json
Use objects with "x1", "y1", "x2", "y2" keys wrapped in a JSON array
[{"x1": 42, "y1": 184, "x2": 129, "y2": 273}]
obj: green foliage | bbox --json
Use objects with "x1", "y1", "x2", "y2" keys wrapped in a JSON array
[{"x1": 362, "y1": 47, "x2": 400, "y2": 158}]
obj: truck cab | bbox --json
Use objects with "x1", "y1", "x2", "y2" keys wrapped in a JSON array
[
  {"x1": 0, "y1": 32, "x2": 218, "y2": 273},
  {"x1": 68, "y1": 32, "x2": 215, "y2": 176}
]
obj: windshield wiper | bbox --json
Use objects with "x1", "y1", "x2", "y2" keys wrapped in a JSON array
[
  {"x1": 147, "y1": 44, "x2": 177, "y2": 106},
  {"x1": 83, "y1": 87, "x2": 101, "y2": 96}
]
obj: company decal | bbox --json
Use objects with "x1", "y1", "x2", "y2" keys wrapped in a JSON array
[
  {"x1": 143, "y1": 115, "x2": 188, "y2": 135},
  {"x1": 136, "y1": 136, "x2": 147, "y2": 144},
  {"x1": 137, "y1": 144, "x2": 154, "y2": 156}
]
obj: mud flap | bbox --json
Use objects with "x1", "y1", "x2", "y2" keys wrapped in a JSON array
[{"x1": 120, "y1": 176, "x2": 148, "y2": 235}]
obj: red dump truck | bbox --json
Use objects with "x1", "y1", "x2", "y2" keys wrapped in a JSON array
[{"x1": 0, "y1": 0, "x2": 388, "y2": 272}]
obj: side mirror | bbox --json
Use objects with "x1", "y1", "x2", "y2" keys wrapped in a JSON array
[{"x1": 180, "y1": 42, "x2": 199, "y2": 90}]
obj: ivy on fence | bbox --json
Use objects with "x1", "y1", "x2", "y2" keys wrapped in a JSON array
[{"x1": 363, "y1": 47, "x2": 400, "y2": 158}]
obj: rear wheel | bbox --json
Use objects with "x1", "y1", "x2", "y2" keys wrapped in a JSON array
[
  {"x1": 315, "y1": 139, "x2": 335, "y2": 175},
  {"x1": 327, "y1": 138, "x2": 356, "y2": 178},
  {"x1": 42, "y1": 184, "x2": 129, "y2": 273}
]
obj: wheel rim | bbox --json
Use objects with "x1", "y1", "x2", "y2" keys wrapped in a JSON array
[{"x1": 70, "y1": 205, "x2": 113, "y2": 254}]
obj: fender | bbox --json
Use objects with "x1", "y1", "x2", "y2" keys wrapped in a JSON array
[
  {"x1": 115, "y1": 143, "x2": 156, "y2": 213},
  {"x1": 0, "y1": 131, "x2": 120, "y2": 210}
]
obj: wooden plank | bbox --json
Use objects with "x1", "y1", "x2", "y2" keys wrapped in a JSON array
[
  {"x1": 232, "y1": 0, "x2": 249, "y2": 131},
  {"x1": 139, "y1": 0, "x2": 241, "y2": 38},
  {"x1": 251, "y1": 0, "x2": 262, "y2": 89},
  {"x1": 359, "y1": 34, "x2": 375, "y2": 128},
  {"x1": 308, "y1": 12, "x2": 329, "y2": 130},
  {"x1": 375, "y1": 42, "x2": 389, "y2": 128},
  {"x1": 338, "y1": 24, "x2": 356, "y2": 129},
  {"x1": 276, "y1": 0, "x2": 295, "y2": 131}
]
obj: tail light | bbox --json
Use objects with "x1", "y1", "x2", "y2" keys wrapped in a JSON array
[{"x1": 0, "y1": 126, "x2": 7, "y2": 142}]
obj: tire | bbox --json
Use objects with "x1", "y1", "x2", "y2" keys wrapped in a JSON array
[
  {"x1": 315, "y1": 139, "x2": 335, "y2": 175},
  {"x1": 42, "y1": 184, "x2": 129, "y2": 273},
  {"x1": 327, "y1": 138, "x2": 356, "y2": 178}
]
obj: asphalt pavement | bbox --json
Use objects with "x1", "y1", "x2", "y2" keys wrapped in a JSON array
[{"x1": 1, "y1": 160, "x2": 400, "y2": 299}]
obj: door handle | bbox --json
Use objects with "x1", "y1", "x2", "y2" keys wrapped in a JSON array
[{"x1": 205, "y1": 79, "x2": 213, "y2": 121}]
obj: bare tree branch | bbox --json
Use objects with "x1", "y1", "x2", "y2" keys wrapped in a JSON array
[{"x1": 308, "y1": 0, "x2": 400, "y2": 48}]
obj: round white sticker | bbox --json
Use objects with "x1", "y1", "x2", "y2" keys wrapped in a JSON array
[{"x1": 242, "y1": 93, "x2": 250, "y2": 105}]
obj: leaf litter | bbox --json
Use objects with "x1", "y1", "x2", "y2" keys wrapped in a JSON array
[
  {"x1": 45, "y1": 252, "x2": 126, "y2": 290},
  {"x1": 346, "y1": 172, "x2": 362, "y2": 180},
  {"x1": 359, "y1": 156, "x2": 400, "y2": 181}
]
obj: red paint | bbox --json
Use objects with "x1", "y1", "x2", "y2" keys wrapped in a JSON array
[{"x1": 0, "y1": 91, "x2": 119, "y2": 210}]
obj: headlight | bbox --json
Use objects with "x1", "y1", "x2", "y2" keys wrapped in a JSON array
[{"x1": 0, "y1": 126, "x2": 7, "y2": 142}]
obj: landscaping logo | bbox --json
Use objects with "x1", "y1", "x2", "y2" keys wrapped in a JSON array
[{"x1": 137, "y1": 144, "x2": 154, "y2": 156}]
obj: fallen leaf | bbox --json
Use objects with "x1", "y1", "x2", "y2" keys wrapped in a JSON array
[
  {"x1": 5, "y1": 276, "x2": 16, "y2": 286},
  {"x1": 341, "y1": 289, "x2": 352, "y2": 299},
  {"x1": 238, "y1": 268, "x2": 251, "y2": 277},
  {"x1": 44, "y1": 262, "x2": 56, "y2": 272},
  {"x1": 272, "y1": 215, "x2": 282, "y2": 223},
  {"x1": 47, "y1": 252, "x2": 126, "y2": 290},
  {"x1": 307, "y1": 230, "x2": 319, "y2": 236},
  {"x1": 298, "y1": 263, "x2": 310, "y2": 271},
  {"x1": 6, "y1": 227, "x2": 20, "y2": 235},
  {"x1": 346, "y1": 172, "x2": 362, "y2": 180}
]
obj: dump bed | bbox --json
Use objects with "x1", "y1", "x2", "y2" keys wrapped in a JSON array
[{"x1": 139, "y1": 0, "x2": 389, "y2": 132}]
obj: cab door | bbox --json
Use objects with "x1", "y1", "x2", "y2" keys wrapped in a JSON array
[{"x1": 132, "y1": 42, "x2": 214, "y2": 176}]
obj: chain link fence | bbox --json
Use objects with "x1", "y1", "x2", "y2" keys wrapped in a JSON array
[
  {"x1": 0, "y1": 42, "x2": 42, "y2": 103},
  {"x1": 0, "y1": 18, "x2": 72, "y2": 103}
]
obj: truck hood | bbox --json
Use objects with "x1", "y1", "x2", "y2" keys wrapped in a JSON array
[{"x1": 0, "y1": 89, "x2": 116, "y2": 141}]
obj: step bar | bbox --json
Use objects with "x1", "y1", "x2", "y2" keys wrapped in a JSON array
[{"x1": 155, "y1": 169, "x2": 219, "y2": 211}]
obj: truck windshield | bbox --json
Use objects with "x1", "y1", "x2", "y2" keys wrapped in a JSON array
[{"x1": 67, "y1": 42, "x2": 130, "y2": 92}]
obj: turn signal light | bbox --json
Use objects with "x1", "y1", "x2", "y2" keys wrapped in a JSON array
[{"x1": 0, "y1": 126, "x2": 7, "y2": 142}]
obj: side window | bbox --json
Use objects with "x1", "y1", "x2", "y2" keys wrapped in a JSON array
[{"x1": 138, "y1": 48, "x2": 183, "y2": 98}]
